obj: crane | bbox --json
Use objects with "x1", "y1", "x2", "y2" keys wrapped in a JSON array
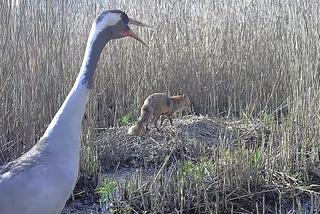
[{"x1": 0, "y1": 10, "x2": 151, "y2": 214}]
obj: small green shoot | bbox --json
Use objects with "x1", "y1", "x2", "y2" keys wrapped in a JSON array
[
  {"x1": 120, "y1": 113, "x2": 134, "y2": 126},
  {"x1": 96, "y1": 177, "x2": 117, "y2": 204}
]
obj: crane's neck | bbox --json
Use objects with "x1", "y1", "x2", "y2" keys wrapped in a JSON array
[{"x1": 41, "y1": 23, "x2": 111, "y2": 159}]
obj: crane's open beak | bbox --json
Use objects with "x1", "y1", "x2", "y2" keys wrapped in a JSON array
[
  {"x1": 122, "y1": 29, "x2": 149, "y2": 47},
  {"x1": 122, "y1": 18, "x2": 154, "y2": 47}
]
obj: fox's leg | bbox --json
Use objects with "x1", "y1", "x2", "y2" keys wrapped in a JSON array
[
  {"x1": 144, "y1": 111, "x2": 152, "y2": 131},
  {"x1": 166, "y1": 113, "x2": 173, "y2": 126},
  {"x1": 169, "y1": 116, "x2": 173, "y2": 126},
  {"x1": 145, "y1": 115, "x2": 152, "y2": 131},
  {"x1": 153, "y1": 115, "x2": 161, "y2": 131},
  {"x1": 160, "y1": 115, "x2": 166, "y2": 126}
]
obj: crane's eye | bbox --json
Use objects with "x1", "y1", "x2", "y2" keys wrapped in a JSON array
[{"x1": 120, "y1": 12, "x2": 129, "y2": 24}]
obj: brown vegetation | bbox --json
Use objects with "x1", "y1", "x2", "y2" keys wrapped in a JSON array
[{"x1": 1, "y1": 0, "x2": 320, "y2": 213}]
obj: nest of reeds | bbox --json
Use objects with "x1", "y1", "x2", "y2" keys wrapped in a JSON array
[{"x1": 95, "y1": 115, "x2": 271, "y2": 171}]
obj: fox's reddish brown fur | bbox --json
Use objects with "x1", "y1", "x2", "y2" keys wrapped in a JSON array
[{"x1": 128, "y1": 93, "x2": 191, "y2": 135}]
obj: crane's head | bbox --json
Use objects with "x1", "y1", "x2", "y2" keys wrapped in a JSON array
[{"x1": 93, "y1": 10, "x2": 152, "y2": 47}]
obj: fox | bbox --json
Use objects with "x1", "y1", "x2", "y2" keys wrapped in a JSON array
[{"x1": 128, "y1": 93, "x2": 191, "y2": 135}]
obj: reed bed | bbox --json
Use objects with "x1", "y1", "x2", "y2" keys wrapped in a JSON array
[
  {"x1": 1, "y1": 0, "x2": 320, "y2": 212},
  {"x1": 65, "y1": 115, "x2": 319, "y2": 213}
]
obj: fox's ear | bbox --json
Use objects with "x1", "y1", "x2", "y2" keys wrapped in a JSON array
[{"x1": 182, "y1": 93, "x2": 185, "y2": 98}]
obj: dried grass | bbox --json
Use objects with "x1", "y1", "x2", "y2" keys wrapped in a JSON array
[{"x1": 1, "y1": 0, "x2": 320, "y2": 212}]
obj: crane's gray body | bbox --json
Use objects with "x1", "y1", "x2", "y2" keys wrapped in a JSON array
[
  {"x1": 0, "y1": 11, "x2": 120, "y2": 214},
  {"x1": 0, "y1": 138, "x2": 79, "y2": 214}
]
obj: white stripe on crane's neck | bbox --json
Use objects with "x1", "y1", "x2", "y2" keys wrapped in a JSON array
[{"x1": 41, "y1": 12, "x2": 120, "y2": 156}]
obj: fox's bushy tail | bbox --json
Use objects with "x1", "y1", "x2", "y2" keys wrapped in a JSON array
[{"x1": 127, "y1": 106, "x2": 150, "y2": 135}]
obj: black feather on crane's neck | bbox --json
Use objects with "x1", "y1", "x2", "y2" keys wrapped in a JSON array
[{"x1": 79, "y1": 26, "x2": 112, "y2": 89}]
